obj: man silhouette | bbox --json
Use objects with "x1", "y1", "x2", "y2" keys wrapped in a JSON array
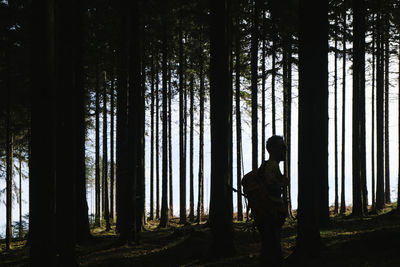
[{"x1": 242, "y1": 135, "x2": 288, "y2": 266}]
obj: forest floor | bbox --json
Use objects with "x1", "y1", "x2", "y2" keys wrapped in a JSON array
[{"x1": 1, "y1": 204, "x2": 399, "y2": 266}]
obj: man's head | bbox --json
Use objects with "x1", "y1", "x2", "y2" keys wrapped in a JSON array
[{"x1": 266, "y1": 135, "x2": 287, "y2": 162}]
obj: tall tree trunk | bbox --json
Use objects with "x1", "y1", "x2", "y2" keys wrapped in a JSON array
[
  {"x1": 116, "y1": 0, "x2": 130, "y2": 242},
  {"x1": 251, "y1": 0, "x2": 260, "y2": 170},
  {"x1": 159, "y1": 7, "x2": 169, "y2": 227},
  {"x1": 156, "y1": 60, "x2": 160, "y2": 219},
  {"x1": 55, "y1": 1, "x2": 83, "y2": 262},
  {"x1": 197, "y1": 43, "x2": 204, "y2": 223},
  {"x1": 295, "y1": 0, "x2": 327, "y2": 258},
  {"x1": 110, "y1": 65, "x2": 115, "y2": 221},
  {"x1": 75, "y1": 1, "x2": 91, "y2": 242},
  {"x1": 352, "y1": 0, "x2": 366, "y2": 217},
  {"x1": 6, "y1": 120, "x2": 13, "y2": 250},
  {"x1": 95, "y1": 62, "x2": 101, "y2": 226},
  {"x1": 398, "y1": 42, "x2": 400, "y2": 212},
  {"x1": 384, "y1": 15, "x2": 390, "y2": 204},
  {"x1": 179, "y1": 18, "x2": 187, "y2": 223},
  {"x1": 189, "y1": 65, "x2": 194, "y2": 223},
  {"x1": 103, "y1": 71, "x2": 111, "y2": 231},
  {"x1": 235, "y1": 14, "x2": 243, "y2": 222},
  {"x1": 261, "y1": 10, "x2": 266, "y2": 163},
  {"x1": 30, "y1": 0, "x2": 57, "y2": 263},
  {"x1": 271, "y1": 37, "x2": 276, "y2": 136},
  {"x1": 334, "y1": 12, "x2": 339, "y2": 214},
  {"x1": 376, "y1": 1, "x2": 385, "y2": 210},
  {"x1": 340, "y1": 7, "x2": 347, "y2": 214},
  {"x1": 150, "y1": 56, "x2": 155, "y2": 221},
  {"x1": 371, "y1": 14, "x2": 376, "y2": 210},
  {"x1": 168, "y1": 62, "x2": 173, "y2": 218},
  {"x1": 209, "y1": 0, "x2": 234, "y2": 255},
  {"x1": 19, "y1": 154, "x2": 22, "y2": 238}
]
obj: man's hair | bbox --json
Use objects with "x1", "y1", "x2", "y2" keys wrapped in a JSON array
[{"x1": 266, "y1": 135, "x2": 284, "y2": 153}]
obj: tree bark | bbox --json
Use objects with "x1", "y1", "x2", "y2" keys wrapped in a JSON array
[
  {"x1": 352, "y1": 0, "x2": 366, "y2": 217},
  {"x1": 209, "y1": 0, "x2": 234, "y2": 256},
  {"x1": 251, "y1": 0, "x2": 260, "y2": 170},
  {"x1": 30, "y1": 0, "x2": 57, "y2": 263},
  {"x1": 294, "y1": 0, "x2": 327, "y2": 258},
  {"x1": 235, "y1": 14, "x2": 243, "y2": 222},
  {"x1": 103, "y1": 71, "x2": 111, "y2": 231},
  {"x1": 340, "y1": 7, "x2": 347, "y2": 214}
]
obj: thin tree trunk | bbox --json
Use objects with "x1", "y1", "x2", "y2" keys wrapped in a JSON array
[
  {"x1": 150, "y1": 56, "x2": 155, "y2": 221},
  {"x1": 371, "y1": 14, "x2": 376, "y2": 210},
  {"x1": 398, "y1": 42, "x2": 400, "y2": 212},
  {"x1": 197, "y1": 44, "x2": 204, "y2": 223},
  {"x1": 179, "y1": 19, "x2": 187, "y2": 223},
  {"x1": 189, "y1": 64, "x2": 194, "y2": 223},
  {"x1": 156, "y1": 61, "x2": 160, "y2": 219},
  {"x1": 110, "y1": 66, "x2": 115, "y2": 221},
  {"x1": 384, "y1": 15, "x2": 390, "y2": 204},
  {"x1": 159, "y1": 8, "x2": 169, "y2": 227},
  {"x1": 261, "y1": 10, "x2": 266, "y2": 163},
  {"x1": 334, "y1": 12, "x2": 339, "y2": 214},
  {"x1": 340, "y1": 7, "x2": 347, "y2": 214},
  {"x1": 103, "y1": 71, "x2": 111, "y2": 231},
  {"x1": 271, "y1": 38, "x2": 276, "y2": 136},
  {"x1": 19, "y1": 154, "x2": 22, "y2": 238},
  {"x1": 95, "y1": 62, "x2": 101, "y2": 226},
  {"x1": 168, "y1": 62, "x2": 173, "y2": 218},
  {"x1": 235, "y1": 14, "x2": 243, "y2": 222},
  {"x1": 376, "y1": 2, "x2": 385, "y2": 210},
  {"x1": 251, "y1": 0, "x2": 260, "y2": 170}
]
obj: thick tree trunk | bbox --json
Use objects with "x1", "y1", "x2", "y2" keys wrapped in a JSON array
[
  {"x1": 352, "y1": 0, "x2": 366, "y2": 217},
  {"x1": 294, "y1": 0, "x2": 327, "y2": 258},
  {"x1": 30, "y1": 1, "x2": 57, "y2": 263},
  {"x1": 75, "y1": 2, "x2": 91, "y2": 242},
  {"x1": 250, "y1": 0, "x2": 260, "y2": 170},
  {"x1": 209, "y1": 0, "x2": 234, "y2": 256},
  {"x1": 340, "y1": 7, "x2": 347, "y2": 214}
]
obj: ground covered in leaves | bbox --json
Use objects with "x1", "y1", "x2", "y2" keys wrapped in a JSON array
[{"x1": 1, "y1": 206, "x2": 400, "y2": 266}]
